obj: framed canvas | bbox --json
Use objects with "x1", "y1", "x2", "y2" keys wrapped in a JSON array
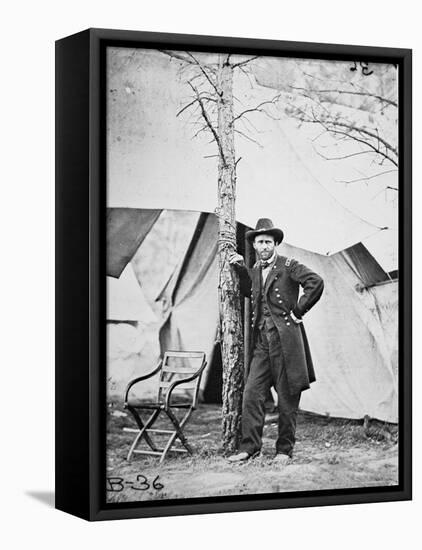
[{"x1": 55, "y1": 28, "x2": 412, "y2": 521}]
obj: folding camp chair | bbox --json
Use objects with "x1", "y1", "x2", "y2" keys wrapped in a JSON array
[{"x1": 123, "y1": 351, "x2": 207, "y2": 463}]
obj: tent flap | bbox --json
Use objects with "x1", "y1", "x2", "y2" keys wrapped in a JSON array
[{"x1": 107, "y1": 208, "x2": 161, "y2": 278}]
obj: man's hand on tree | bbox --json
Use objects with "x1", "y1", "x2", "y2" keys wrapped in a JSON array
[{"x1": 229, "y1": 252, "x2": 245, "y2": 266}]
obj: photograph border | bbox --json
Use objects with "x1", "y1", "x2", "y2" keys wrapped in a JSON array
[{"x1": 55, "y1": 28, "x2": 412, "y2": 521}]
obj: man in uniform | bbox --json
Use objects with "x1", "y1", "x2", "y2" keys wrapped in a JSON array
[{"x1": 228, "y1": 218, "x2": 324, "y2": 465}]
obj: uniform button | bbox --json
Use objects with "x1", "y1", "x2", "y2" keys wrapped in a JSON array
[
  {"x1": 275, "y1": 288, "x2": 279, "y2": 291},
  {"x1": 286, "y1": 322, "x2": 291, "y2": 326}
]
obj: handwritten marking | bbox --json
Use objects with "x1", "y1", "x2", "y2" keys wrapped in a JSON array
[
  {"x1": 350, "y1": 61, "x2": 374, "y2": 76},
  {"x1": 107, "y1": 474, "x2": 164, "y2": 492}
]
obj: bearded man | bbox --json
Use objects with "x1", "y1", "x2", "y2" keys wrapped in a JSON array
[{"x1": 228, "y1": 218, "x2": 324, "y2": 465}]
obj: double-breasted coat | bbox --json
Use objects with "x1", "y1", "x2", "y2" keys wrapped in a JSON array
[{"x1": 236, "y1": 255, "x2": 324, "y2": 395}]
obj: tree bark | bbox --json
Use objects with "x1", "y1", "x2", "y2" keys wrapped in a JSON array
[{"x1": 216, "y1": 56, "x2": 244, "y2": 454}]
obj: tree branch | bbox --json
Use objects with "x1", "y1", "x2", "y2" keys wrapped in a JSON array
[
  {"x1": 238, "y1": 113, "x2": 263, "y2": 135},
  {"x1": 159, "y1": 49, "x2": 216, "y2": 73},
  {"x1": 192, "y1": 125, "x2": 210, "y2": 139},
  {"x1": 234, "y1": 129, "x2": 263, "y2": 148},
  {"x1": 289, "y1": 85, "x2": 398, "y2": 108},
  {"x1": 159, "y1": 49, "x2": 200, "y2": 66},
  {"x1": 187, "y1": 81, "x2": 227, "y2": 164},
  {"x1": 232, "y1": 56, "x2": 259, "y2": 68},
  {"x1": 176, "y1": 98, "x2": 199, "y2": 117},
  {"x1": 287, "y1": 103, "x2": 398, "y2": 167},
  {"x1": 323, "y1": 126, "x2": 398, "y2": 167},
  {"x1": 233, "y1": 95, "x2": 281, "y2": 123},
  {"x1": 336, "y1": 169, "x2": 398, "y2": 184},
  {"x1": 238, "y1": 65, "x2": 256, "y2": 89},
  {"x1": 325, "y1": 120, "x2": 397, "y2": 157},
  {"x1": 187, "y1": 52, "x2": 222, "y2": 96},
  {"x1": 176, "y1": 86, "x2": 218, "y2": 118},
  {"x1": 311, "y1": 144, "x2": 381, "y2": 161}
]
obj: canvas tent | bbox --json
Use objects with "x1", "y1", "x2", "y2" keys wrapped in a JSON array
[
  {"x1": 106, "y1": 209, "x2": 398, "y2": 422},
  {"x1": 107, "y1": 262, "x2": 159, "y2": 398},
  {"x1": 106, "y1": 48, "x2": 399, "y2": 422},
  {"x1": 107, "y1": 262, "x2": 157, "y2": 323}
]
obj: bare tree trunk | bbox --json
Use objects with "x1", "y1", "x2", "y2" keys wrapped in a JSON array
[{"x1": 216, "y1": 56, "x2": 244, "y2": 454}]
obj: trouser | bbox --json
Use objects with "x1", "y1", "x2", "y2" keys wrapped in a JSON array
[{"x1": 239, "y1": 324, "x2": 301, "y2": 457}]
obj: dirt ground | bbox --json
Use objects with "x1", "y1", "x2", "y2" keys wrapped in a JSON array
[{"x1": 106, "y1": 402, "x2": 398, "y2": 503}]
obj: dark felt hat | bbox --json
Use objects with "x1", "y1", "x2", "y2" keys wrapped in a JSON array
[{"x1": 246, "y1": 218, "x2": 284, "y2": 245}]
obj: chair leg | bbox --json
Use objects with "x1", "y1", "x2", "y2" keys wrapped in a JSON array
[
  {"x1": 126, "y1": 407, "x2": 161, "y2": 460},
  {"x1": 127, "y1": 430, "x2": 143, "y2": 461},
  {"x1": 159, "y1": 431, "x2": 179, "y2": 464},
  {"x1": 165, "y1": 408, "x2": 194, "y2": 455},
  {"x1": 126, "y1": 406, "x2": 197, "y2": 463}
]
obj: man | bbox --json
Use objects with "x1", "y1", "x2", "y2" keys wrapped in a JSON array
[{"x1": 228, "y1": 218, "x2": 324, "y2": 465}]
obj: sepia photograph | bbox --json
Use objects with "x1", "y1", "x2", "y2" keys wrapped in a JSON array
[{"x1": 105, "y1": 45, "x2": 399, "y2": 504}]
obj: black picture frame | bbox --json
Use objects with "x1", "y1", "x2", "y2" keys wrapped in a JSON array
[{"x1": 55, "y1": 28, "x2": 412, "y2": 521}]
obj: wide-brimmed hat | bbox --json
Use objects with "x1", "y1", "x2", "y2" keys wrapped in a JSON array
[{"x1": 246, "y1": 218, "x2": 284, "y2": 245}]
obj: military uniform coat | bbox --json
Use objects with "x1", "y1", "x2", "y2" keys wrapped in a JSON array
[{"x1": 237, "y1": 255, "x2": 324, "y2": 395}]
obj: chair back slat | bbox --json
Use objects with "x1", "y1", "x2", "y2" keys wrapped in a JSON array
[
  {"x1": 157, "y1": 351, "x2": 206, "y2": 405},
  {"x1": 159, "y1": 381, "x2": 198, "y2": 391},
  {"x1": 162, "y1": 365, "x2": 199, "y2": 374},
  {"x1": 163, "y1": 351, "x2": 205, "y2": 359}
]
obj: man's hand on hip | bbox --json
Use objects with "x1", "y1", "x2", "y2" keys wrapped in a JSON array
[{"x1": 290, "y1": 311, "x2": 303, "y2": 324}]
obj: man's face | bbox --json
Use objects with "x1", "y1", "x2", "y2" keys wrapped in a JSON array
[{"x1": 253, "y1": 234, "x2": 276, "y2": 261}]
